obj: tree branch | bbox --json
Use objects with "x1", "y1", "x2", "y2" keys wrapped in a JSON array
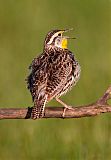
[{"x1": 0, "y1": 85, "x2": 111, "y2": 119}]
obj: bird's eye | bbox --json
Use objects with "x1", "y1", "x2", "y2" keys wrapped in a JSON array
[{"x1": 58, "y1": 33, "x2": 61, "y2": 36}]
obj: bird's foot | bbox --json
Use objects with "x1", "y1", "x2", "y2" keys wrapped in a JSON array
[
  {"x1": 55, "y1": 97, "x2": 74, "y2": 118},
  {"x1": 62, "y1": 106, "x2": 74, "y2": 118}
]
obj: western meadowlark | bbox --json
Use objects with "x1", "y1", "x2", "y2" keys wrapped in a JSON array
[{"x1": 26, "y1": 29, "x2": 81, "y2": 119}]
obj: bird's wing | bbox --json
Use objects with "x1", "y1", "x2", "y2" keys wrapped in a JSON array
[
  {"x1": 26, "y1": 53, "x2": 48, "y2": 118},
  {"x1": 28, "y1": 54, "x2": 42, "y2": 71},
  {"x1": 26, "y1": 53, "x2": 47, "y2": 101},
  {"x1": 69, "y1": 51, "x2": 81, "y2": 82}
]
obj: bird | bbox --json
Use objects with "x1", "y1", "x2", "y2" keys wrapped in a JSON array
[{"x1": 26, "y1": 29, "x2": 81, "y2": 119}]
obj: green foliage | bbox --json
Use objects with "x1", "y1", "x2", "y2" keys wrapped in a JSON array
[{"x1": 0, "y1": 0, "x2": 110, "y2": 159}]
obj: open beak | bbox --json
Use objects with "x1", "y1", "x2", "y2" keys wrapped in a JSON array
[
  {"x1": 66, "y1": 36, "x2": 76, "y2": 39},
  {"x1": 63, "y1": 28, "x2": 73, "y2": 32},
  {"x1": 61, "y1": 28, "x2": 76, "y2": 39}
]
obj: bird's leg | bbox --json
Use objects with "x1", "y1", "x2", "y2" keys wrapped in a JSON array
[{"x1": 55, "y1": 97, "x2": 74, "y2": 118}]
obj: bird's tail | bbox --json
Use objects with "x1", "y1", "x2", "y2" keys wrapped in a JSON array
[{"x1": 32, "y1": 94, "x2": 47, "y2": 119}]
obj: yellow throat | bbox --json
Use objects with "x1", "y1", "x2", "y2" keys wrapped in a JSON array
[{"x1": 61, "y1": 38, "x2": 68, "y2": 49}]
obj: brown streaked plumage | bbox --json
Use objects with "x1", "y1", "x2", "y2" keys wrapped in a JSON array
[{"x1": 26, "y1": 29, "x2": 81, "y2": 119}]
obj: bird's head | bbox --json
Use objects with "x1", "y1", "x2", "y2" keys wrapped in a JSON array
[{"x1": 44, "y1": 28, "x2": 74, "y2": 50}]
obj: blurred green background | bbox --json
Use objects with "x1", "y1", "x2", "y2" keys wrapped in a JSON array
[{"x1": 0, "y1": 0, "x2": 111, "y2": 159}]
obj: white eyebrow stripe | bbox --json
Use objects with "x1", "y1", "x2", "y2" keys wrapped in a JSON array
[{"x1": 47, "y1": 31, "x2": 62, "y2": 44}]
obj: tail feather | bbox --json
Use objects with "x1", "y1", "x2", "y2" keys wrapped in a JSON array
[{"x1": 32, "y1": 95, "x2": 47, "y2": 119}]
